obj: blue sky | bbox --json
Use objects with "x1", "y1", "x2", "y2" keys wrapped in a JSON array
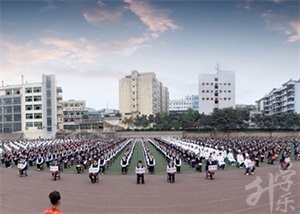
[{"x1": 1, "y1": 0, "x2": 299, "y2": 110}]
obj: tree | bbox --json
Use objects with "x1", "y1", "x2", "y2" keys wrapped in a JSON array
[
  {"x1": 82, "y1": 114, "x2": 89, "y2": 120},
  {"x1": 121, "y1": 116, "x2": 133, "y2": 129}
]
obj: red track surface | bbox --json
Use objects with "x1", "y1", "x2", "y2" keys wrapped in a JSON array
[{"x1": 0, "y1": 163, "x2": 299, "y2": 214}]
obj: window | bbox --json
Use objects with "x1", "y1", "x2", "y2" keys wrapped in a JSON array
[
  {"x1": 26, "y1": 105, "x2": 33, "y2": 111},
  {"x1": 133, "y1": 92, "x2": 135, "y2": 94},
  {"x1": 34, "y1": 105, "x2": 41, "y2": 110},
  {"x1": 5, "y1": 90, "x2": 11, "y2": 95},
  {"x1": 33, "y1": 96, "x2": 42, "y2": 102},
  {"x1": 202, "y1": 83, "x2": 205, "y2": 85},
  {"x1": 26, "y1": 122, "x2": 33, "y2": 127},
  {"x1": 34, "y1": 113, "x2": 42, "y2": 119},
  {"x1": 34, "y1": 122, "x2": 42, "y2": 127},
  {"x1": 224, "y1": 90, "x2": 227, "y2": 93},
  {"x1": 220, "y1": 90, "x2": 222, "y2": 93},
  {"x1": 215, "y1": 100, "x2": 219, "y2": 104},
  {"x1": 25, "y1": 88, "x2": 32, "y2": 93},
  {"x1": 214, "y1": 85, "x2": 218, "y2": 89},
  {"x1": 211, "y1": 98, "x2": 213, "y2": 100},
  {"x1": 228, "y1": 90, "x2": 231, "y2": 93},
  {"x1": 47, "y1": 127, "x2": 52, "y2": 132},
  {"x1": 219, "y1": 83, "x2": 222, "y2": 85},
  {"x1": 211, "y1": 90, "x2": 213, "y2": 93},
  {"x1": 206, "y1": 90, "x2": 209, "y2": 93},
  {"x1": 33, "y1": 87, "x2": 41, "y2": 93},
  {"x1": 25, "y1": 96, "x2": 33, "y2": 102},
  {"x1": 224, "y1": 98, "x2": 227, "y2": 100},
  {"x1": 215, "y1": 93, "x2": 218, "y2": 96},
  {"x1": 220, "y1": 98, "x2": 222, "y2": 100},
  {"x1": 214, "y1": 78, "x2": 218, "y2": 81},
  {"x1": 13, "y1": 89, "x2": 20, "y2": 95},
  {"x1": 206, "y1": 98, "x2": 209, "y2": 100},
  {"x1": 228, "y1": 83, "x2": 231, "y2": 86},
  {"x1": 211, "y1": 83, "x2": 213, "y2": 85},
  {"x1": 26, "y1": 114, "x2": 33, "y2": 119},
  {"x1": 202, "y1": 98, "x2": 205, "y2": 100},
  {"x1": 202, "y1": 90, "x2": 205, "y2": 93},
  {"x1": 206, "y1": 83, "x2": 209, "y2": 85},
  {"x1": 228, "y1": 98, "x2": 231, "y2": 100}
]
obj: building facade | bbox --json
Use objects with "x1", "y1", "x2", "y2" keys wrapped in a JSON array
[
  {"x1": 198, "y1": 69, "x2": 236, "y2": 114},
  {"x1": 60, "y1": 100, "x2": 87, "y2": 130},
  {"x1": 256, "y1": 79, "x2": 300, "y2": 115},
  {"x1": 0, "y1": 75, "x2": 62, "y2": 139},
  {"x1": 119, "y1": 70, "x2": 169, "y2": 116},
  {"x1": 169, "y1": 95, "x2": 199, "y2": 112}
]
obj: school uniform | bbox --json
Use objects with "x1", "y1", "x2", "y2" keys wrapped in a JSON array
[
  {"x1": 167, "y1": 163, "x2": 176, "y2": 183},
  {"x1": 136, "y1": 165, "x2": 145, "y2": 184},
  {"x1": 148, "y1": 157, "x2": 155, "y2": 174}
]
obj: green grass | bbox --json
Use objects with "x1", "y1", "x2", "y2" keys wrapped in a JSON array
[{"x1": 145, "y1": 140, "x2": 195, "y2": 173}]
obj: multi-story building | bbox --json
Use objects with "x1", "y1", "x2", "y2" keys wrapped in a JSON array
[
  {"x1": 169, "y1": 95, "x2": 199, "y2": 112},
  {"x1": 60, "y1": 100, "x2": 88, "y2": 130},
  {"x1": 119, "y1": 70, "x2": 169, "y2": 116},
  {"x1": 0, "y1": 75, "x2": 62, "y2": 139},
  {"x1": 256, "y1": 79, "x2": 300, "y2": 115},
  {"x1": 198, "y1": 68, "x2": 236, "y2": 114}
]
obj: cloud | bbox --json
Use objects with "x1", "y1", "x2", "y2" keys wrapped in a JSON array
[
  {"x1": 83, "y1": 1, "x2": 123, "y2": 24},
  {"x1": 124, "y1": 0, "x2": 178, "y2": 38},
  {"x1": 261, "y1": 8, "x2": 300, "y2": 43},
  {"x1": 287, "y1": 21, "x2": 300, "y2": 43},
  {"x1": 109, "y1": 36, "x2": 149, "y2": 55}
]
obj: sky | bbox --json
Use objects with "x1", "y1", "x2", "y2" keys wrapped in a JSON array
[{"x1": 0, "y1": 0, "x2": 299, "y2": 110}]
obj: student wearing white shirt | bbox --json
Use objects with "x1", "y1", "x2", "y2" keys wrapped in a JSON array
[
  {"x1": 217, "y1": 152, "x2": 226, "y2": 170},
  {"x1": 236, "y1": 151, "x2": 244, "y2": 168},
  {"x1": 174, "y1": 153, "x2": 182, "y2": 173},
  {"x1": 244, "y1": 155, "x2": 255, "y2": 175}
]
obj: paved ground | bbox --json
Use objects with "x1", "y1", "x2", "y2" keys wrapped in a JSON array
[{"x1": 0, "y1": 162, "x2": 299, "y2": 214}]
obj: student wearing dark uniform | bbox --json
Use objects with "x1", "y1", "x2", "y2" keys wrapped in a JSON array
[
  {"x1": 46, "y1": 152, "x2": 53, "y2": 168},
  {"x1": 195, "y1": 154, "x2": 204, "y2": 172},
  {"x1": 174, "y1": 153, "x2": 182, "y2": 173},
  {"x1": 76, "y1": 156, "x2": 84, "y2": 173},
  {"x1": 135, "y1": 160, "x2": 145, "y2": 184},
  {"x1": 148, "y1": 154, "x2": 155, "y2": 174},
  {"x1": 251, "y1": 150, "x2": 260, "y2": 167},
  {"x1": 120, "y1": 155, "x2": 128, "y2": 174},
  {"x1": 51, "y1": 159, "x2": 61, "y2": 181},
  {"x1": 205, "y1": 156, "x2": 215, "y2": 180},
  {"x1": 98, "y1": 154, "x2": 106, "y2": 175},
  {"x1": 167, "y1": 159, "x2": 176, "y2": 183},
  {"x1": 18, "y1": 155, "x2": 28, "y2": 177},
  {"x1": 36, "y1": 154, "x2": 45, "y2": 171},
  {"x1": 89, "y1": 159, "x2": 100, "y2": 183}
]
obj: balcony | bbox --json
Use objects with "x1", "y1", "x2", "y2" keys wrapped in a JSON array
[{"x1": 57, "y1": 87, "x2": 63, "y2": 93}]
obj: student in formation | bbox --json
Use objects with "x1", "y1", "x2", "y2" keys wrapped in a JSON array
[
  {"x1": 18, "y1": 155, "x2": 28, "y2": 177},
  {"x1": 167, "y1": 159, "x2": 176, "y2": 183},
  {"x1": 174, "y1": 153, "x2": 182, "y2": 173},
  {"x1": 51, "y1": 159, "x2": 61, "y2": 181},
  {"x1": 98, "y1": 154, "x2": 106, "y2": 175},
  {"x1": 120, "y1": 154, "x2": 128, "y2": 174},
  {"x1": 89, "y1": 158, "x2": 100, "y2": 183},
  {"x1": 135, "y1": 160, "x2": 145, "y2": 184},
  {"x1": 147, "y1": 153, "x2": 155, "y2": 174},
  {"x1": 244, "y1": 155, "x2": 255, "y2": 175},
  {"x1": 36, "y1": 154, "x2": 45, "y2": 171},
  {"x1": 205, "y1": 156, "x2": 215, "y2": 179}
]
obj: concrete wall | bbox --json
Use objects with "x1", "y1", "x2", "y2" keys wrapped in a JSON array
[
  {"x1": 116, "y1": 131, "x2": 184, "y2": 139},
  {"x1": 184, "y1": 131, "x2": 300, "y2": 138},
  {"x1": 116, "y1": 131, "x2": 300, "y2": 139}
]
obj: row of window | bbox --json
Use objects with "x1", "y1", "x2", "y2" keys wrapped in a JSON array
[
  {"x1": 25, "y1": 87, "x2": 42, "y2": 93},
  {"x1": 26, "y1": 122, "x2": 42, "y2": 127},
  {"x1": 26, "y1": 113, "x2": 42, "y2": 119},
  {"x1": 25, "y1": 96, "x2": 42, "y2": 102},
  {"x1": 201, "y1": 82, "x2": 232, "y2": 86},
  {"x1": 26, "y1": 105, "x2": 42, "y2": 111},
  {"x1": 63, "y1": 103, "x2": 84, "y2": 107},
  {"x1": 201, "y1": 97, "x2": 232, "y2": 101},
  {"x1": 5, "y1": 89, "x2": 20, "y2": 95},
  {"x1": 202, "y1": 90, "x2": 231, "y2": 93}
]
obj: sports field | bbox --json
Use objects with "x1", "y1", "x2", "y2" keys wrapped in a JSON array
[{"x1": 0, "y1": 139, "x2": 299, "y2": 214}]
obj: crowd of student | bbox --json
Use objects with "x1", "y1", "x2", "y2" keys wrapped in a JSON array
[{"x1": 1, "y1": 136, "x2": 298, "y2": 180}]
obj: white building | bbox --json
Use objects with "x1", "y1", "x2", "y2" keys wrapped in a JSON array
[
  {"x1": 0, "y1": 75, "x2": 62, "y2": 139},
  {"x1": 169, "y1": 95, "x2": 199, "y2": 112},
  {"x1": 198, "y1": 68, "x2": 236, "y2": 114},
  {"x1": 60, "y1": 100, "x2": 87, "y2": 130},
  {"x1": 256, "y1": 79, "x2": 300, "y2": 115},
  {"x1": 119, "y1": 70, "x2": 169, "y2": 116}
]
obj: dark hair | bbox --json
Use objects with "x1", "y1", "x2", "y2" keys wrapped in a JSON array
[
  {"x1": 138, "y1": 160, "x2": 142, "y2": 164},
  {"x1": 49, "y1": 191, "x2": 61, "y2": 205}
]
